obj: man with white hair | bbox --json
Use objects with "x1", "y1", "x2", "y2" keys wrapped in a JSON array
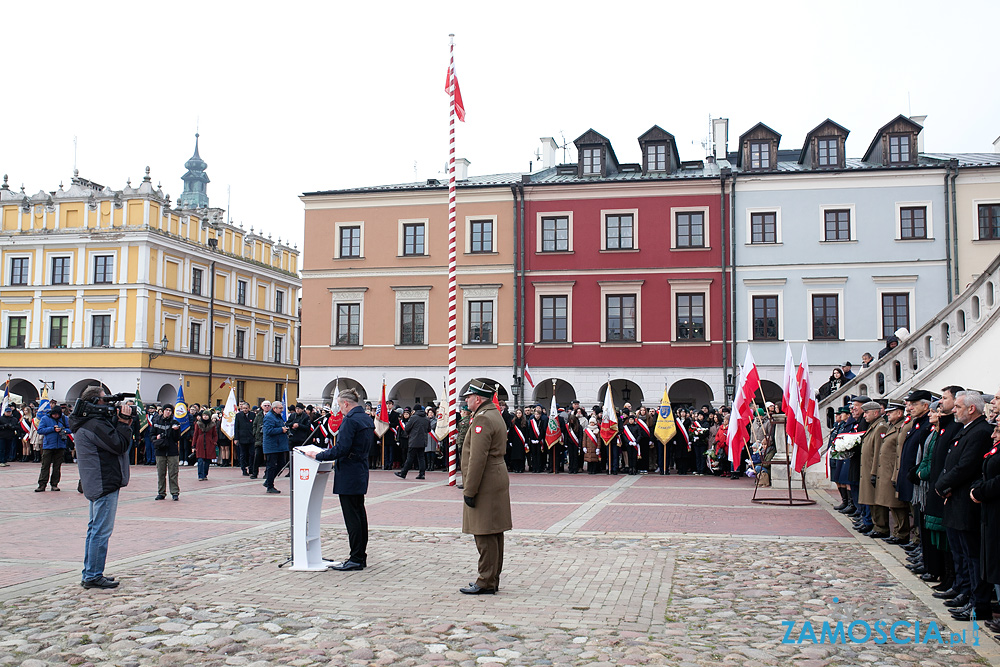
[
  {"x1": 262, "y1": 401, "x2": 289, "y2": 494},
  {"x1": 303, "y1": 388, "x2": 374, "y2": 571},
  {"x1": 935, "y1": 390, "x2": 994, "y2": 621}
]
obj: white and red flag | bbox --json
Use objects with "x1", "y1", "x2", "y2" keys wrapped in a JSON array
[
  {"x1": 599, "y1": 383, "x2": 619, "y2": 446},
  {"x1": 523, "y1": 365, "x2": 535, "y2": 390},
  {"x1": 544, "y1": 393, "x2": 562, "y2": 449},
  {"x1": 783, "y1": 344, "x2": 807, "y2": 472},
  {"x1": 374, "y1": 380, "x2": 389, "y2": 438},
  {"x1": 727, "y1": 347, "x2": 760, "y2": 465},
  {"x1": 444, "y1": 62, "x2": 466, "y2": 121},
  {"x1": 798, "y1": 348, "x2": 824, "y2": 468}
]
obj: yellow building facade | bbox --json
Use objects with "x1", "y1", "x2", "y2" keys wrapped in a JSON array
[{"x1": 0, "y1": 170, "x2": 300, "y2": 408}]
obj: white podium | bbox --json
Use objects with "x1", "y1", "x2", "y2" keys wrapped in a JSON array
[{"x1": 289, "y1": 447, "x2": 336, "y2": 571}]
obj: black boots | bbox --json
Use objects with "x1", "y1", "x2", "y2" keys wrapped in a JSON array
[{"x1": 833, "y1": 487, "x2": 850, "y2": 511}]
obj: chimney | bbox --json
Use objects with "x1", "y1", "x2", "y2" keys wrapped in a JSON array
[
  {"x1": 540, "y1": 137, "x2": 558, "y2": 169},
  {"x1": 454, "y1": 157, "x2": 470, "y2": 181},
  {"x1": 712, "y1": 118, "x2": 729, "y2": 159},
  {"x1": 910, "y1": 115, "x2": 927, "y2": 153}
]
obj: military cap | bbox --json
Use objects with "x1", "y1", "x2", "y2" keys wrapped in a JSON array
[
  {"x1": 861, "y1": 401, "x2": 882, "y2": 412},
  {"x1": 461, "y1": 379, "x2": 494, "y2": 398},
  {"x1": 904, "y1": 389, "x2": 933, "y2": 403}
]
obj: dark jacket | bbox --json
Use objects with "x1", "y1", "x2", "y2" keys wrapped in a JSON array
[
  {"x1": 286, "y1": 410, "x2": 312, "y2": 446},
  {"x1": 150, "y1": 413, "x2": 180, "y2": 457},
  {"x1": 924, "y1": 414, "x2": 961, "y2": 519},
  {"x1": 0, "y1": 413, "x2": 18, "y2": 439},
  {"x1": 262, "y1": 410, "x2": 289, "y2": 454},
  {"x1": 234, "y1": 410, "x2": 255, "y2": 444},
  {"x1": 316, "y1": 405, "x2": 373, "y2": 495},
  {"x1": 895, "y1": 413, "x2": 931, "y2": 502},
  {"x1": 971, "y1": 442, "x2": 1000, "y2": 584},
  {"x1": 253, "y1": 408, "x2": 266, "y2": 447},
  {"x1": 72, "y1": 414, "x2": 131, "y2": 501},
  {"x1": 403, "y1": 411, "x2": 430, "y2": 449},
  {"x1": 38, "y1": 414, "x2": 72, "y2": 450},
  {"x1": 935, "y1": 415, "x2": 994, "y2": 532}
]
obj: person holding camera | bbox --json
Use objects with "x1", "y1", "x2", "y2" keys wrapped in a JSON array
[
  {"x1": 151, "y1": 404, "x2": 181, "y2": 500},
  {"x1": 262, "y1": 401, "x2": 289, "y2": 494},
  {"x1": 36, "y1": 404, "x2": 72, "y2": 492},
  {"x1": 73, "y1": 386, "x2": 133, "y2": 589}
]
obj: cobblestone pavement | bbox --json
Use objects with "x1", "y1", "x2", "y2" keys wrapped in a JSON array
[{"x1": 1, "y1": 461, "x2": 997, "y2": 665}]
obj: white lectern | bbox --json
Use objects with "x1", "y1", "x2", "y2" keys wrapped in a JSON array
[{"x1": 288, "y1": 447, "x2": 336, "y2": 571}]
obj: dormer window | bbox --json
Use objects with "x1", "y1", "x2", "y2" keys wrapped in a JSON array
[
  {"x1": 749, "y1": 141, "x2": 770, "y2": 169},
  {"x1": 817, "y1": 137, "x2": 838, "y2": 167},
  {"x1": 889, "y1": 134, "x2": 911, "y2": 164},
  {"x1": 645, "y1": 144, "x2": 667, "y2": 172},
  {"x1": 582, "y1": 147, "x2": 602, "y2": 175}
]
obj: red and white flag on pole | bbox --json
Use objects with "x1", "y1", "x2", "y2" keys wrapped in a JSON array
[
  {"x1": 727, "y1": 347, "x2": 760, "y2": 465},
  {"x1": 374, "y1": 380, "x2": 389, "y2": 438},
  {"x1": 523, "y1": 365, "x2": 535, "y2": 390},
  {"x1": 600, "y1": 383, "x2": 619, "y2": 446},
  {"x1": 798, "y1": 347, "x2": 824, "y2": 468},
  {"x1": 544, "y1": 393, "x2": 562, "y2": 449},
  {"x1": 445, "y1": 63, "x2": 466, "y2": 122},
  {"x1": 783, "y1": 344, "x2": 808, "y2": 472}
]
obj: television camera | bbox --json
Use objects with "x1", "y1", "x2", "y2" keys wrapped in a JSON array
[{"x1": 71, "y1": 392, "x2": 137, "y2": 422}]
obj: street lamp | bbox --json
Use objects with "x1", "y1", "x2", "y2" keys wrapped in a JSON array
[
  {"x1": 149, "y1": 335, "x2": 169, "y2": 364},
  {"x1": 621, "y1": 386, "x2": 632, "y2": 402}
]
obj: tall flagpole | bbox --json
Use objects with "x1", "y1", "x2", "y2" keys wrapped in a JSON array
[{"x1": 446, "y1": 34, "x2": 459, "y2": 487}]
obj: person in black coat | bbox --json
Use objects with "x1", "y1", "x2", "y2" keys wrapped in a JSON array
[
  {"x1": 234, "y1": 402, "x2": 255, "y2": 476},
  {"x1": 970, "y1": 422, "x2": 1000, "y2": 630},
  {"x1": 303, "y1": 389, "x2": 373, "y2": 571},
  {"x1": 396, "y1": 405, "x2": 429, "y2": 479},
  {"x1": 286, "y1": 404, "x2": 312, "y2": 449},
  {"x1": 934, "y1": 391, "x2": 995, "y2": 620},
  {"x1": 381, "y1": 400, "x2": 400, "y2": 470}
]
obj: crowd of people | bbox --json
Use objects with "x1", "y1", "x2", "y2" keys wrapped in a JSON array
[{"x1": 826, "y1": 384, "x2": 1000, "y2": 635}]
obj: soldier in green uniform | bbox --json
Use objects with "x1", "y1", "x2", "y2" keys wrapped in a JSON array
[
  {"x1": 455, "y1": 405, "x2": 471, "y2": 489},
  {"x1": 459, "y1": 379, "x2": 512, "y2": 595}
]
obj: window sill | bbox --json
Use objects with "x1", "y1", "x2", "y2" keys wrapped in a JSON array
[
  {"x1": 599, "y1": 248, "x2": 639, "y2": 253},
  {"x1": 395, "y1": 344, "x2": 429, "y2": 350},
  {"x1": 751, "y1": 338, "x2": 784, "y2": 343},
  {"x1": 972, "y1": 239, "x2": 1000, "y2": 243},
  {"x1": 671, "y1": 340, "x2": 711, "y2": 346},
  {"x1": 670, "y1": 246, "x2": 711, "y2": 252},
  {"x1": 534, "y1": 342, "x2": 572, "y2": 348},
  {"x1": 819, "y1": 240, "x2": 857, "y2": 244},
  {"x1": 465, "y1": 251, "x2": 499, "y2": 256},
  {"x1": 896, "y1": 237, "x2": 933, "y2": 242},
  {"x1": 600, "y1": 341, "x2": 642, "y2": 347},
  {"x1": 537, "y1": 250, "x2": 574, "y2": 255},
  {"x1": 810, "y1": 338, "x2": 843, "y2": 342},
  {"x1": 331, "y1": 345, "x2": 363, "y2": 350},
  {"x1": 745, "y1": 242, "x2": 782, "y2": 247},
  {"x1": 463, "y1": 343, "x2": 498, "y2": 349},
  {"x1": 335, "y1": 255, "x2": 365, "y2": 260},
  {"x1": 397, "y1": 254, "x2": 430, "y2": 259}
]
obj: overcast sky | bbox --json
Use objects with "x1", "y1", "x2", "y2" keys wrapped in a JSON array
[{"x1": 2, "y1": 1, "x2": 997, "y2": 253}]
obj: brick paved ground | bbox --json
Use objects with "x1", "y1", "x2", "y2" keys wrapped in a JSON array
[{"x1": 0, "y1": 459, "x2": 996, "y2": 665}]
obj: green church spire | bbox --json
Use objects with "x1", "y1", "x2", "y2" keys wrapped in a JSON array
[{"x1": 177, "y1": 133, "x2": 210, "y2": 209}]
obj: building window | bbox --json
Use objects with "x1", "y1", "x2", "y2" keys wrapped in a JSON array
[
  {"x1": 676, "y1": 293, "x2": 705, "y2": 341},
  {"x1": 881, "y1": 293, "x2": 910, "y2": 338},
  {"x1": 236, "y1": 380, "x2": 245, "y2": 403},
  {"x1": 91, "y1": 314, "x2": 111, "y2": 347},
  {"x1": 51, "y1": 257, "x2": 70, "y2": 285},
  {"x1": 275, "y1": 383, "x2": 283, "y2": 401},
  {"x1": 752, "y1": 295, "x2": 779, "y2": 340},
  {"x1": 93, "y1": 255, "x2": 114, "y2": 284},
  {"x1": 340, "y1": 226, "x2": 361, "y2": 258},
  {"x1": 399, "y1": 302, "x2": 425, "y2": 345},
  {"x1": 541, "y1": 216, "x2": 570, "y2": 252},
  {"x1": 190, "y1": 322, "x2": 201, "y2": 354},
  {"x1": 49, "y1": 316, "x2": 69, "y2": 348},
  {"x1": 817, "y1": 137, "x2": 838, "y2": 167},
  {"x1": 811, "y1": 295, "x2": 840, "y2": 340},
  {"x1": 192, "y1": 268, "x2": 203, "y2": 295},
  {"x1": 275, "y1": 290, "x2": 284, "y2": 314},
  {"x1": 402, "y1": 223, "x2": 425, "y2": 256},
  {"x1": 274, "y1": 336, "x2": 283, "y2": 363},
  {"x1": 900, "y1": 207, "x2": 927, "y2": 239},
  {"x1": 824, "y1": 209, "x2": 851, "y2": 241},
  {"x1": 646, "y1": 144, "x2": 667, "y2": 172},
  {"x1": 676, "y1": 212, "x2": 705, "y2": 248},
  {"x1": 470, "y1": 219, "x2": 493, "y2": 253},
  {"x1": 979, "y1": 204, "x2": 1000, "y2": 240},
  {"x1": 336, "y1": 303, "x2": 361, "y2": 346},
  {"x1": 237, "y1": 280, "x2": 247, "y2": 305},
  {"x1": 749, "y1": 141, "x2": 770, "y2": 169},
  {"x1": 7, "y1": 316, "x2": 26, "y2": 348},
  {"x1": 468, "y1": 300, "x2": 493, "y2": 345},
  {"x1": 539, "y1": 295, "x2": 568, "y2": 342},
  {"x1": 606, "y1": 294, "x2": 637, "y2": 342},
  {"x1": 10, "y1": 257, "x2": 29, "y2": 285},
  {"x1": 751, "y1": 212, "x2": 777, "y2": 244},
  {"x1": 235, "y1": 330, "x2": 246, "y2": 359},
  {"x1": 889, "y1": 134, "x2": 911, "y2": 164},
  {"x1": 604, "y1": 214, "x2": 634, "y2": 250},
  {"x1": 582, "y1": 147, "x2": 601, "y2": 175}
]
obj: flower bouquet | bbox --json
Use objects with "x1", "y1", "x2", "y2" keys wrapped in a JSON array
[{"x1": 832, "y1": 432, "x2": 863, "y2": 459}]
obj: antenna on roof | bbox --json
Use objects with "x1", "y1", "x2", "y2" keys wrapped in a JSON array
[{"x1": 559, "y1": 131, "x2": 570, "y2": 163}]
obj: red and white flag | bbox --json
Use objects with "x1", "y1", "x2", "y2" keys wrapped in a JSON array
[
  {"x1": 798, "y1": 347, "x2": 824, "y2": 468},
  {"x1": 445, "y1": 65, "x2": 466, "y2": 122},
  {"x1": 727, "y1": 347, "x2": 760, "y2": 465},
  {"x1": 600, "y1": 384, "x2": 619, "y2": 446},
  {"x1": 374, "y1": 381, "x2": 389, "y2": 438},
  {"x1": 783, "y1": 344, "x2": 808, "y2": 472},
  {"x1": 523, "y1": 365, "x2": 535, "y2": 390},
  {"x1": 544, "y1": 394, "x2": 562, "y2": 449}
]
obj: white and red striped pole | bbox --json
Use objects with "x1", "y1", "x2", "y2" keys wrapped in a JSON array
[{"x1": 446, "y1": 34, "x2": 459, "y2": 486}]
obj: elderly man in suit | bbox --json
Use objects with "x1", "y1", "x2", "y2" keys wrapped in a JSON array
[
  {"x1": 302, "y1": 388, "x2": 374, "y2": 571},
  {"x1": 460, "y1": 379, "x2": 512, "y2": 595}
]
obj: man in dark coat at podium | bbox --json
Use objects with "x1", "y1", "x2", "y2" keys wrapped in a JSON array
[{"x1": 302, "y1": 388, "x2": 374, "y2": 571}]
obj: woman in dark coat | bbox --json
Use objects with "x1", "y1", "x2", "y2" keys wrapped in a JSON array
[
  {"x1": 817, "y1": 368, "x2": 845, "y2": 400},
  {"x1": 970, "y1": 422, "x2": 1000, "y2": 614}
]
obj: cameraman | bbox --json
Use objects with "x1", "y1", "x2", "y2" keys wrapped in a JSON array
[
  {"x1": 151, "y1": 405, "x2": 181, "y2": 501},
  {"x1": 73, "y1": 385, "x2": 132, "y2": 589},
  {"x1": 36, "y1": 404, "x2": 72, "y2": 492}
]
